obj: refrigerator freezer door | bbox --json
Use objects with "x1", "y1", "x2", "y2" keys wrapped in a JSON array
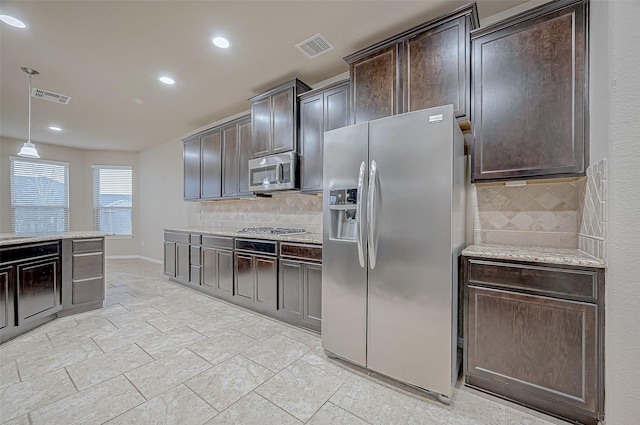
[
  {"x1": 322, "y1": 122, "x2": 369, "y2": 367},
  {"x1": 366, "y1": 106, "x2": 455, "y2": 396}
]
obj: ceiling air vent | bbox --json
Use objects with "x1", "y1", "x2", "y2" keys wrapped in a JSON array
[
  {"x1": 295, "y1": 33, "x2": 334, "y2": 59},
  {"x1": 31, "y1": 88, "x2": 71, "y2": 105}
]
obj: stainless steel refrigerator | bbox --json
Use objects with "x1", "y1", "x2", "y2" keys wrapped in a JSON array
[{"x1": 321, "y1": 105, "x2": 465, "y2": 402}]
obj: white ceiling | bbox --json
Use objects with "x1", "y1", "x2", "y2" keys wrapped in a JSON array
[{"x1": 0, "y1": 0, "x2": 528, "y2": 152}]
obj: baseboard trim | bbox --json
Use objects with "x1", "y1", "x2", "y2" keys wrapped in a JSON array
[{"x1": 106, "y1": 255, "x2": 163, "y2": 265}]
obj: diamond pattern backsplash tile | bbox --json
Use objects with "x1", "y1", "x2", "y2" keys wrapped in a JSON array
[
  {"x1": 474, "y1": 180, "x2": 583, "y2": 249},
  {"x1": 578, "y1": 159, "x2": 607, "y2": 260},
  {"x1": 199, "y1": 193, "x2": 323, "y2": 234}
]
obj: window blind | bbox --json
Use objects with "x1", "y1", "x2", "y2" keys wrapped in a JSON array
[
  {"x1": 93, "y1": 165, "x2": 132, "y2": 236},
  {"x1": 10, "y1": 157, "x2": 69, "y2": 233}
]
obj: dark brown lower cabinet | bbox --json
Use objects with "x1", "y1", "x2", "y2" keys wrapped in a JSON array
[
  {"x1": 1, "y1": 242, "x2": 61, "y2": 344},
  {"x1": 233, "y1": 252, "x2": 277, "y2": 314},
  {"x1": 278, "y1": 260, "x2": 322, "y2": 332},
  {"x1": 60, "y1": 238, "x2": 106, "y2": 316},
  {"x1": 463, "y1": 257, "x2": 604, "y2": 425},
  {"x1": 202, "y1": 245, "x2": 234, "y2": 298}
]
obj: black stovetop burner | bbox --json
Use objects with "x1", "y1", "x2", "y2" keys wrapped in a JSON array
[{"x1": 238, "y1": 227, "x2": 306, "y2": 236}]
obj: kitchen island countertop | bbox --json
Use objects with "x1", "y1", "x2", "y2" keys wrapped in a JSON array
[
  {"x1": 165, "y1": 227, "x2": 322, "y2": 244},
  {"x1": 462, "y1": 244, "x2": 606, "y2": 268},
  {"x1": 0, "y1": 231, "x2": 107, "y2": 247}
]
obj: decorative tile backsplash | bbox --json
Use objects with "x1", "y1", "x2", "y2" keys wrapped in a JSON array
[
  {"x1": 578, "y1": 159, "x2": 607, "y2": 260},
  {"x1": 199, "y1": 193, "x2": 323, "y2": 234},
  {"x1": 473, "y1": 159, "x2": 607, "y2": 259}
]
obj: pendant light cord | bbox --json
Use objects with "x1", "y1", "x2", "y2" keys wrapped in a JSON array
[{"x1": 28, "y1": 74, "x2": 32, "y2": 142}]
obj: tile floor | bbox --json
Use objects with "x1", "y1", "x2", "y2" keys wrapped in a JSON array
[{"x1": 0, "y1": 259, "x2": 570, "y2": 425}]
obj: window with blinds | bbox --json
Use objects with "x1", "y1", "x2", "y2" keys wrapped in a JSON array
[
  {"x1": 10, "y1": 157, "x2": 69, "y2": 233},
  {"x1": 93, "y1": 165, "x2": 132, "y2": 236}
]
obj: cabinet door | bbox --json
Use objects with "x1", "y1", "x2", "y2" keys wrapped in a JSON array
[
  {"x1": 237, "y1": 117, "x2": 253, "y2": 196},
  {"x1": 222, "y1": 122, "x2": 239, "y2": 197},
  {"x1": 17, "y1": 257, "x2": 61, "y2": 324},
  {"x1": 471, "y1": 3, "x2": 586, "y2": 181},
  {"x1": 255, "y1": 256, "x2": 277, "y2": 310},
  {"x1": 183, "y1": 137, "x2": 201, "y2": 200},
  {"x1": 351, "y1": 45, "x2": 398, "y2": 123},
  {"x1": 325, "y1": 84, "x2": 350, "y2": 131},
  {"x1": 279, "y1": 260, "x2": 304, "y2": 319},
  {"x1": 202, "y1": 247, "x2": 217, "y2": 295},
  {"x1": 271, "y1": 88, "x2": 295, "y2": 154},
  {"x1": 304, "y1": 263, "x2": 322, "y2": 327},
  {"x1": 234, "y1": 253, "x2": 254, "y2": 301},
  {"x1": 201, "y1": 130, "x2": 222, "y2": 199},
  {"x1": 251, "y1": 97, "x2": 271, "y2": 158},
  {"x1": 176, "y1": 243, "x2": 190, "y2": 283},
  {"x1": 0, "y1": 265, "x2": 15, "y2": 331},
  {"x1": 405, "y1": 16, "x2": 469, "y2": 119},
  {"x1": 217, "y1": 250, "x2": 234, "y2": 295},
  {"x1": 163, "y1": 242, "x2": 176, "y2": 277},
  {"x1": 466, "y1": 285, "x2": 597, "y2": 415},
  {"x1": 299, "y1": 94, "x2": 323, "y2": 193}
]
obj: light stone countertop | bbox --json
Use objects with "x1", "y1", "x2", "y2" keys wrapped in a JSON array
[
  {"x1": 165, "y1": 227, "x2": 322, "y2": 245},
  {"x1": 0, "y1": 231, "x2": 107, "y2": 247},
  {"x1": 462, "y1": 244, "x2": 606, "y2": 268}
]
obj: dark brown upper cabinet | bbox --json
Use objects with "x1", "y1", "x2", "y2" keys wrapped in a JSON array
[
  {"x1": 248, "y1": 79, "x2": 311, "y2": 158},
  {"x1": 470, "y1": 0, "x2": 588, "y2": 182},
  {"x1": 182, "y1": 115, "x2": 252, "y2": 201},
  {"x1": 345, "y1": 4, "x2": 478, "y2": 124},
  {"x1": 222, "y1": 115, "x2": 253, "y2": 198},
  {"x1": 299, "y1": 80, "x2": 350, "y2": 194}
]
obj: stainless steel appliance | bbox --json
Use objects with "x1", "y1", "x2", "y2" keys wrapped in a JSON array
[
  {"x1": 237, "y1": 227, "x2": 306, "y2": 236},
  {"x1": 322, "y1": 105, "x2": 465, "y2": 403},
  {"x1": 248, "y1": 152, "x2": 298, "y2": 193}
]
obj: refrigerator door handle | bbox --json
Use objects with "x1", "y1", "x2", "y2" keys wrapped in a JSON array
[
  {"x1": 356, "y1": 161, "x2": 366, "y2": 268},
  {"x1": 367, "y1": 160, "x2": 378, "y2": 269}
]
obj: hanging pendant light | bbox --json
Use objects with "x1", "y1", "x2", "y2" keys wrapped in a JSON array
[{"x1": 17, "y1": 67, "x2": 40, "y2": 158}]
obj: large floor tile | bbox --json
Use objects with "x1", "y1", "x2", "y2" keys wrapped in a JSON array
[
  {"x1": 137, "y1": 326, "x2": 205, "y2": 359},
  {"x1": 29, "y1": 375, "x2": 145, "y2": 425},
  {"x1": 205, "y1": 392, "x2": 301, "y2": 425},
  {"x1": 105, "y1": 384, "x2": 218, "y2": 425},
  {"x1": 279, "y1": 327, "x2": 321, "y2": 347},
  {"x1": 92, "y1": 321, "x2": 161, "y2": 352},
  {"x1": 188, "y1": 314, "x2": 245, "y2": 337},
  {"x1": 330, "y1": 376, "x2": 420, "y2": 425},
  {"x1": 186, "y1": 355, "x2": 273, "y2": 411},
  {"x1": 235, "y1": 318, "x2": 290, "y2": 341},
  {"x1": 255, "y1": 359, "x2": 346, "y2": 422},
  {"x1": 66, "y1": 343, "x2": 153, "y2": 390},
  {"x1": 0, "y1": 369, "x2": 76, "y2": 422},
  {"x1": 298, "y1": 346, "x2": 357, "y2": 380},
  {"x1": 307, "y1": 402, "x2": 371, "y2": 425},
  {"x1": 0, "y1": 332, "x2": 52, "y2": 365},
  {"x1": 16, "y1": 337, "x2": 103, "y2": 380},
  {"x1": 0, "y1": 414, "x2": 30, "y2": 425},
  {"x1": 0, "y1": 361, "x2": 19, "y2": 390},
  {"x1": 46, "y1": 317, "x2": 118, "y2": 347},
  {"x1": 146, "y1": 309, "x2": 205, "y2": 332},
  {"x1": 187, "y1": 329, "x2": 257, "y2": 365},
  {"x1": 125, "y1": 348, "x2": 211, "y2": 399},
  {"x1": 242, "y1": 334, "x2": 312, "y2": 372},
  {"x1": 415, "y1": 388, "x2": 506, "y2": 425},
  {"x1": 107, "y1": 306, "x2": 166, "y2": 328}
]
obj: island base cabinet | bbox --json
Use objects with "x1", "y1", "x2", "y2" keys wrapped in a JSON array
[
  {"x1": 463, "y1": 258, "x2": 604, "y2": 425},
  {"x1": 60, "y1": 238, "x2": 105, "y2": 316},
  {"x1": 0, "y1": 266, "x2": 15, "y2": 335}
]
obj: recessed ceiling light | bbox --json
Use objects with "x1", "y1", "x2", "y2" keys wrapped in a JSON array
[
  {"x1": 212, "y1": 36, "x2": 230, "y2": 49},
  {"x1": 49, "y1": 126, "x2": 62, "y2": 131},
  {"x1": 158, "y1": 76, "x2": 175, "y2": 85},
  {"x1": 0, "y1": 15, "x2": 26, "y2": 28}
]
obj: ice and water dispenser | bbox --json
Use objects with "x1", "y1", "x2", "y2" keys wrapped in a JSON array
[{"x1": 328, "y1": 188, "x2": 358, "y2": 241}]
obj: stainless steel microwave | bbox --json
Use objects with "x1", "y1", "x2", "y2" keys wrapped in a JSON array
[{"x1": 248, "y1": 152, "x2": 298, "y2": 193}]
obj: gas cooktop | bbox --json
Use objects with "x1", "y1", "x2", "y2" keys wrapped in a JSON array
[{"x1": 237, "y1": 227, "x2": 307, "y2": 236}]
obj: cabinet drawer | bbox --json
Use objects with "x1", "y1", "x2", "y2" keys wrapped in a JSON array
[
  {"x1": 190, "y1": 234, "x2": 202, "y2": 245},
  {"x1": 202, "y1": 235, "x2": 234, "y2": 250},
  {"x1": 72, "y1": 238, "x2": 103, "y2": 253},
  {"x1": 72, "y1": 277, "x2": 105, "y2": 304},
  {"x1": 467, "y1": 259, "x2": 597, "y2": 301},
  {"x1": 164, "y1": 232, "x2": 190, "y2": 244},
  {"x1": 190, "y1": 246, "x2": 201, "y2": 266},
  {"x1": 279, "y1": 243, "x2": 322, "y2": 262},
  {"x1": 73, "y1": 253, "x2": 104, "y2": 280}
]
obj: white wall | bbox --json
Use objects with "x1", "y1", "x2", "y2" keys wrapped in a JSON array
[
  {"x1": 137, "y1": 136, "x2": 198, "y2": 261},
  {"x1": 603, "y1": 0, "x2": 640, "y2": 423},
  {"x1": 0, "y1": 137, "x2": 139, "y2": 257}
]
